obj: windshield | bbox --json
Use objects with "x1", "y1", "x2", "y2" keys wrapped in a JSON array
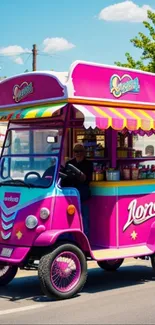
[{"x1": 0, "y1": 127, "x2": 62, "y2": 188}]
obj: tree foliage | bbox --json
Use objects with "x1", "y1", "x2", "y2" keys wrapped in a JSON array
[{"x1": 114, "y1": 10, "x2": 155, "y2": 72}]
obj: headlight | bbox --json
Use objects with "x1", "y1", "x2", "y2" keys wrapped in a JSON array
[
  {"x1": 25, "y1": 215, "x2": 38, "y2": 229},
  {"x1": 40, "y1": 208, "x2": 50, "y2": 220}
]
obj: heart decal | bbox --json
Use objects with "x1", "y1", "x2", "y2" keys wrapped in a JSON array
[
  {"x1": 110, "y1": 74, "x2": 140, "y2": 98},
  {"x1": 13, "y1": 82, "x2": 33, "y2": 102}
]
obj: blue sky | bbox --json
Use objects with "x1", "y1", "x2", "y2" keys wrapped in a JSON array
[{"x1": 0, "y1": 0, "x2": 155, "y2": 77}]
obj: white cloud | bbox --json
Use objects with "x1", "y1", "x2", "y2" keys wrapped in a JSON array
[
  {"x1": 42, "y1": 37, "x2": 75, "y2": 53},
  {"x1": 0, "y1": 45, "x2": 30, "y2": 65},
  {"x1": 0, "y1": 45, "x2": 30, "y2": 56},
  {"x1": 98, "y1": 1, "x2": 155, "y2": 23},
  {"x1": 13, "y1": 57, "x2": 24, "y2": 65}
]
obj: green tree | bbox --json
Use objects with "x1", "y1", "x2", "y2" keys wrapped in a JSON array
[{"x1": 114, "y1": 10, "x2": 155, "y2": 72}]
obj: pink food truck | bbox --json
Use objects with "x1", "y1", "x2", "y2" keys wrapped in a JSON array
[{"x1": 1, "y1": 61, "x2": 155, "y2": 300}]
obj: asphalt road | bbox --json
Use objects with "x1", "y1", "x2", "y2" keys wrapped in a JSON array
[{"x1": 0, "y1": 259, "x2": 155, "y2": 324}]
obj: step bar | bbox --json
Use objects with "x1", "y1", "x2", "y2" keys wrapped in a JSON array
[{"x1": 92, "y1": 245, "x2": 154, "y2": 261}]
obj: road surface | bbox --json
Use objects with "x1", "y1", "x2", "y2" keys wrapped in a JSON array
[{"x1": 0, "y1": 259, "x2": 155, "y2": 324}]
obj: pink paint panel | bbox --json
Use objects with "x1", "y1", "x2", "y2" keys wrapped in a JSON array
[
  {"x1": 0, "y1": 197, "x2": 53, "y2": 246},
  {"x1": 0, "y1": 245, "x2": 30, "y2": 264},
  {"x1": 52, "y1": 196, "x2": 82, "y2": 230},
  {"x1": 0, "y1": 74, "x2": 66, "y2": 108},
  {"x1": 70, "y1": 62, "x2": 155, "y2": 105},
  {"x1": 118, "y1": 194, "x2": 155, "y2": 246},
  {"x1": 88, "y1": 196, "x2": 117, "y2": 247}
]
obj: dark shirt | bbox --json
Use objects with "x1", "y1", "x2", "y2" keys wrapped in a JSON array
[
  {"x1": 65, "y1": 158, "x2": 93, "y2": 202},
  {"x1": 66, "y1": 158, "x2": 93, "y2": 185}
]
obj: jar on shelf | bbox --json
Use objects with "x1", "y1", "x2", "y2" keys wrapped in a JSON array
[
  {"x1": 86, "y1": 147, "x2": 94, "y2": 158},
  {"x1": 117, "y1": 147, "x2": 128, "y2": 158},
  {"x1": 136, "y1": 150, "x2": 142, "y2": 158},
  {"x1": 128, "y1": 148, "x2": 136, "y2": 158},
  {"x1": 94, "y1": 145, "x2": 104, "y2": 157}
]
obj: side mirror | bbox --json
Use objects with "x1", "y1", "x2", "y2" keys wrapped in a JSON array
[{"x1": 47, "y1": 136, "x2": 57, "y2": 143}]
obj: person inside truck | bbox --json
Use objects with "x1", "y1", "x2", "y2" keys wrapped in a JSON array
[{"x1": 62, "y1": 143, "x2": 93, "y2": 237}]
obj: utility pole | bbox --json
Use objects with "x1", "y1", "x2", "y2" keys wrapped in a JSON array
[{"x1": 32, "y1": 44, "x2": 37, "y2": 71}]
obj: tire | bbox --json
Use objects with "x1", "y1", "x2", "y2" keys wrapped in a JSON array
[
  {"x1": 38, "y1": 243, "x2": 87, "y2": 300},
  {"x1": 97, "y1": 259, "x2": 124, "y2": 271},
  {"x1": 0, "y1": 265, "x2": 18, "y2": 286},
  {"x1": 151, "y1": 254, "x2": 155, "y2": 271}
]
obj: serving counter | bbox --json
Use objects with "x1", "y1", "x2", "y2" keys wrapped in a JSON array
[
  {"x1": 90, "y1": 179, "x2": 155, "y2": 196},
  {"x1": 89, "y1": 179, "x2": 155, "y2": 247}
]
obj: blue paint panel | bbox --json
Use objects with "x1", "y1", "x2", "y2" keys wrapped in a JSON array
[
  {"x1": 90, "y1": 184, "x2": 155, "y2": 197},
  {"x1": 118, "y1": 184, "x2": 155, "y2": 196},
  {"x1": 90, "y1": 186, "x2": 117, "y2": 196}
]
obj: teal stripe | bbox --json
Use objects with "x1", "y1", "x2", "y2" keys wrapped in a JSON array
[
  {"x1": 90, "y1": 186, "x2": 117, "y2": 196},
  {"x1": 90, "y1": 184, "x2": 155, "y2": 196}
]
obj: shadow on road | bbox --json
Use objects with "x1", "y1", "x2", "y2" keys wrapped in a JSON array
[{"x1": 0, "y1": 264, "x2": 154, "y2": 303}]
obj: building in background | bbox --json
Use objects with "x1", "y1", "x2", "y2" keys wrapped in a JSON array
[
  {"x1": 133, "y1": 134, "x2": 155, "y2": 157},
  {"x1": 0, "y1": 123, "x2": 7, "y2": 154}
]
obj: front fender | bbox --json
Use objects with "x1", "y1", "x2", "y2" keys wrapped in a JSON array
[{"x1": 33, "y1": 229, "x2": 91, "y2": 254}]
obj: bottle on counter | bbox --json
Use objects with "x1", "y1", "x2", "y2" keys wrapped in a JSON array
[
  {"x1": 123, "y1": 166, "x2": 130, "y2": 180},
  {"x1": 146, "y1": 165, "x2": 152, "y2": 179},
  {"x1": 92, "y1": 163, "x2": 104, "y2": 181},
  {"x1": 139, "y1": 166, "x2": 147, "y2": 179},
  {"x1": 131, "y1": 164, "x2": 139, "y2": 180},
  {"x1": 152, "y1": 165, "x2": 155, "y2": 179}
]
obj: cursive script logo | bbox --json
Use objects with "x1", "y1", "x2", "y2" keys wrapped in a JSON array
[
  {"x1": 110, "y1": 74, "x2": 140, "y2": 98},
  {"x1": 13, "y1": 82, "x2": 33, "y2": 103},
  {"x1": 123, "y1": 199, "x2": 155, "y2": 231}
]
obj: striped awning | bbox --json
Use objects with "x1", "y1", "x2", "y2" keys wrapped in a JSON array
[
  {"x1": 0, "y1": 103, "x2": 67, "y2": 121},
  {"x1": 1, "y1": 102, "x2": 155, "y2": 132},
  {"x1": 73, "y1": 104, "x2": 155, "y2": 131}
]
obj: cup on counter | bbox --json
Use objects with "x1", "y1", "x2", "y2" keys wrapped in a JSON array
[{"x1": 106, "y1": 170, "x2": 120, "y2": 181}]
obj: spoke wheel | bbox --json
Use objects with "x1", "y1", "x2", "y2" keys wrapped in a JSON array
[
  {"x1": 0, "y1": 265, "x2": 18, "y2": 285},
  {"x1": 38, "y1": 243, "x2": 87, "y2": 300},
  {"x1": 97, "y1": 259, "x2": 124, "y2": 271}
]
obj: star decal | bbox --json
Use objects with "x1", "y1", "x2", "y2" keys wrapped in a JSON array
[
  {"x1": 131, "y1": 230, "x2": 137, "y2": 240},
  {"x1": 16, "y1": 231, "x2": 23, "y2": 240}
]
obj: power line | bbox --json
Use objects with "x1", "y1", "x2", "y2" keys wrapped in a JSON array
[
  {"x1": 0, "y1": 44, "x2": 69, "y2": 71},
  {"x1": 38, "y1": 51, "x2": 69, "y2": 60},
  {"x1": 0, "y1": 52, "x2": 31, "y2": 57},
  {"x1": 24, "y1": 53, "x2": 32, "y2": 65}
]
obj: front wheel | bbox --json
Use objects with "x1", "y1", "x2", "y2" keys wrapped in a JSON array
[
  {"x1": 0, "y1": 265, "x2": 18, "y2": 285},
  {"x1": 97, "y1": 259, "x2": 124, "y2": 271},
  {"x1": 38, "y1": 243, "x2": 87, "y2": 300}
]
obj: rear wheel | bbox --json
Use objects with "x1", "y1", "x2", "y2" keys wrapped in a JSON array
[
  {"x1": 0, "y1": 265, "x2": 18, "y2": 286},
  {"x1": 38, "y1": 243, "x2": 87, "y2": 300},
  {"x1": 151, "y1": 254, "x2": 155, "y2": 271},
  {"x1": 97, "y1": 259, "x2": 124, "y2": 271}
]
